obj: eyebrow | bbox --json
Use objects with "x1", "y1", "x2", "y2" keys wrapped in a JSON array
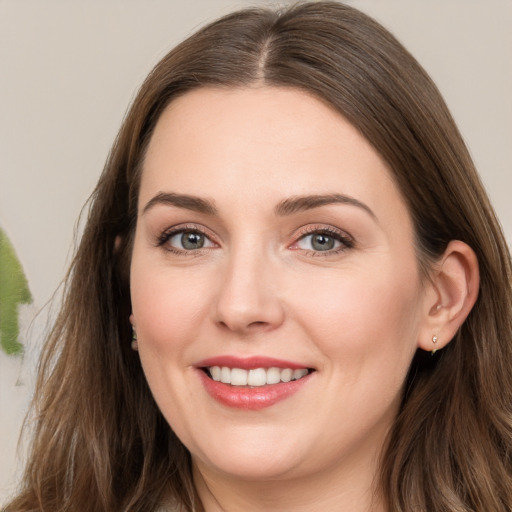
[
  {"x1": 142, "y1": 192, "x2": 217, "y2": 215},
  {"x1": 142, "y1": 191, "x2": 375, "y2": 219},
  {"x1": 275, "y1": 194, "x2": 376, "y2": 219}
]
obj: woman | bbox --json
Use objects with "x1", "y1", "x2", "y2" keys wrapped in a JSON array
[{"x1": 5, "y1": 2, "x2": 512, "y2": 511}]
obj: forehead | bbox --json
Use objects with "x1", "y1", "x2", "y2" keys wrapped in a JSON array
[{"x1": 140, "y1": 86, "x2": 409, "y2": 225}]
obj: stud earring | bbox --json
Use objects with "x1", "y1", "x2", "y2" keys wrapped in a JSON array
[
  {"x1": 431, "y1": 335, "x2": 438, "y2": 355},
  {"x1": 131, "y1": 326, "x2": 138, "y2": 351}
]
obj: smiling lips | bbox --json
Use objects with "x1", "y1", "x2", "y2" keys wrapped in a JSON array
[{"x1": 197, "y1": 357, "x2": 314, "y2": 410}]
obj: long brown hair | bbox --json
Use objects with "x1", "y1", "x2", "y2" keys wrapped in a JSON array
[{"x1": 6, "y1": 2, "x2": 512, "y2": 511}]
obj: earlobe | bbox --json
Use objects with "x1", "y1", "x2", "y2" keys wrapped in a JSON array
[{"x1": 418, "y1": 240, "x2": 479, "y2": 352}]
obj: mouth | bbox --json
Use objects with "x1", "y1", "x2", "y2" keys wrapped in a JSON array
[
  {"x1": 196, "y1": 358, "x2": 315, "y2": 410},
  {"x1": 203, "y1": 366, "x2": 313, "y2": 387}
]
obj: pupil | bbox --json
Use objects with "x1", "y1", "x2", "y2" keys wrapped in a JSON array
[
  {"x1": 312, "y1": 234, "x2": 334, "y2": 251},
  {"x1": 182, "y1": 232, "x2": 204, "y2": 250}
]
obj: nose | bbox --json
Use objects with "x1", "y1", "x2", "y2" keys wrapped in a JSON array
[{"x1": 212, "y1": 247, "x2": 285, "y2": 334}]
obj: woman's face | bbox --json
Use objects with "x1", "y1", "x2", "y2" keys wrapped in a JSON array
[{"x1": 130, "y1": 87, "x2": 431, "y2": 484}]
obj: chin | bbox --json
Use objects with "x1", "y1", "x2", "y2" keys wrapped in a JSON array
[
  {"x1": 188, "y1": 428, "x2": 309, "y2": 481},
  {"x1": 195, "y1": 452, "x2": 303, "y2": 482}
]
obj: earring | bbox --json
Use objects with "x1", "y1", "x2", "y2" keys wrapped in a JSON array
[
  {"x1": 431, "y1": 335, "x2": 438, "y2": 355},
  {"x1": 131, "y1": 326, "x2": 138, "y2": 351}
]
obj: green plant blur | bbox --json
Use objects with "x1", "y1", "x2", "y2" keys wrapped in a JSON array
[{"x1": 0, "y1": 227, "x2": 32, "y2": 355}]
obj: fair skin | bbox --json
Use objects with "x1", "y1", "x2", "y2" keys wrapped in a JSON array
[{"x1": 130, "y1": 86, "x2": 478, "y2": 511}]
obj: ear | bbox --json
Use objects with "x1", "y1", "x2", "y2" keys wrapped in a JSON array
[{"x1": 417, "y1": 240, "x2": 479, "y2": 352}]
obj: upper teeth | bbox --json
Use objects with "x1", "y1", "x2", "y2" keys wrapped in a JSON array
[{"x1": 208, "y1": 366, "x2": 309, "y2": 387}]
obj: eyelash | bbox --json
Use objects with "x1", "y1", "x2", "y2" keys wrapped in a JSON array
[{"x1": 156, "y1": 224, "x2": 354, "y2": 256}]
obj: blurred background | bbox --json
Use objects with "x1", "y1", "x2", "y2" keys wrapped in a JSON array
[{"x1": 1, "y1": 0, "x2": 510, "y2": 504}]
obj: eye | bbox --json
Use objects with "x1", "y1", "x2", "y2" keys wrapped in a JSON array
[
  {"x1": 297, "y1": 233, "x2": 340, "y2": 251},
  {"x1": 159, "y1": 228, "x2": 216, "y2": 252},
  {"x1": 296, "y1": 232, "x2": 342, "y2": 252},
  {"x1": 171, "y1": 231, "x2": 206, "y2": 250},
  {"x1": 291, "y1": 227, "x2": 353, "y2": 255}
]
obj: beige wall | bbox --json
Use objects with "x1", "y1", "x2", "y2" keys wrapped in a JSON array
[{"x1": 1, "y1": 0, "x2": 510, "y2": 503}]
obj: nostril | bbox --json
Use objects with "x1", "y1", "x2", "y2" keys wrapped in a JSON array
[{"x1": 216, "y1": 318, "x2": 274, "y2": 334}]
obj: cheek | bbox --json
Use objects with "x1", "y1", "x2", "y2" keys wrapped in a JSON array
[
  {"x1": 130, "y1": 259, "x2": 213, "y2": 424},
  {"x1": 290, "y1": 261, "x2": 422, "y2": 364},
  {"x1": 289, "y1": 263, "x2": 423, "y2": 437},
  {"x1": 130, "y1": 259, "x2": 213, "y2": 355}
]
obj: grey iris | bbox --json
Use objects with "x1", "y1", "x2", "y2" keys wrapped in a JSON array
[
  {"x1": 182, "y1": 232, "x2": 205, "y2": 250},
  {"x1": 311, "y1": 234, "x2": 335, "y2": 251}
]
